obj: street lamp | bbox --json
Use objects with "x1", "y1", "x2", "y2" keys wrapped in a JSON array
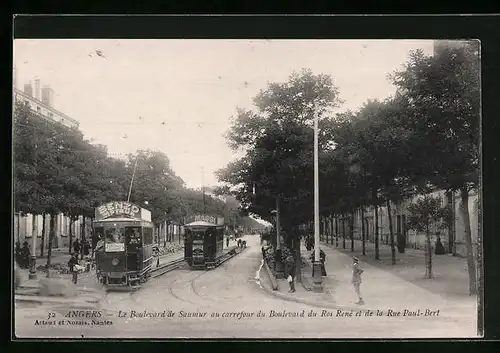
[
  {"x1": 312, "y1": 111, "x2": 323, "y2": 292},
  {"x1": 29, "y1": 222, "x2": 37, "y2": 280}
]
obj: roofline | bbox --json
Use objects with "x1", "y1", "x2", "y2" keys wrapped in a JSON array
[{"x1": 14, "y1": 88, "x2": 80, "y2": 126}]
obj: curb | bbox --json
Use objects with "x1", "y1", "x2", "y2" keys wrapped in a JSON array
[{"x1": 15, "y1": 294, "x2": 101, "y2": 307}]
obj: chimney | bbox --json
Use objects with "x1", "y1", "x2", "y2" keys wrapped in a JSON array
[
  {"x1": 41, "y1": 85, "x2": 54, "y2": 107},
  {"x1": 23, "y1": 81, "x2": 33, "y2": 96},
  {"x1": 34, "y1": 77, "x2": 40, "y2": 100}
]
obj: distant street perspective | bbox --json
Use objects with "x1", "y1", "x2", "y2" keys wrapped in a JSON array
[{"x1": 13, "y1": 39, "x2": 480, "y2": 339}]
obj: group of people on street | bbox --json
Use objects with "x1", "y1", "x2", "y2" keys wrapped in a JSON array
[
  {"x1": 15, "y1": 240, "x2": 31, "y2": 269},
  {"x1": 237, "y1": 239, "x2": 246, "y2": 248}
]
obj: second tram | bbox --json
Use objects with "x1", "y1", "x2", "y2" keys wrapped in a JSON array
[{"x1": 184, "y1": 214, "x2": 225, "y2": 269}]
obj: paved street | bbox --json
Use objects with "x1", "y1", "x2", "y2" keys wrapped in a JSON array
[{"x1": 15, "y1": 235, "x2": 478, "y2": 339}]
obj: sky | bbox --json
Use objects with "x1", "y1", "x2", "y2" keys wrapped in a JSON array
[{"x1": 13, "y1": 39, "x2": 434, "y2": 189}]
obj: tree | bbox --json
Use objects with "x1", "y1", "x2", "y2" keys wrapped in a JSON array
[
  {"x1": 391, "y1": 42, "x2": 480, "y2": 294},
  {"x1": 406, "y1": 195, "x2": 452, "y2": 278},
  {"x1": 218, "y1": 69, "x2": 342, "y2": 281}
]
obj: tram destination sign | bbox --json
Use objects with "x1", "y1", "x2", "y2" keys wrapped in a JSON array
[
  {"x1": 186, "y1": 214, "x2": 224, "y2": 225},
  {"x1": 95, "y1": 201, "x2": 141, "y2": 220}
]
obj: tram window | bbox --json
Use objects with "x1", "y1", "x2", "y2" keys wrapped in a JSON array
[
  {"x1": 143, "y1": 227, "x2": 153, "y2": 245},
  {"x1": 105, "y1": 227, "x2": 125, "y2": 243},
  {"x1": 103, "y1": 226, "x2": 125, "y2": 252},
  {"x1": 125, "y1": 227, "x2": 142, "y2": 249}
]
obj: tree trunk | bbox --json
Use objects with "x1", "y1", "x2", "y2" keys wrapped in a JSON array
[
  {"x1": 81, "y1": 215, "x2": 86, "y2": 259},
  {"x1": 342, "y1": 216, "x2": 346, "y2": 249},
  {"x1": 387, "y1": 199, "x2": 396, "y2": 265},
  {"x1": 446, "y1": 191, "x2": 455, "y2": 254},
  {"x1": 425, "y1": 224, "x2": 433, "y2": 279},
  {"x1": 476, "y1": 185, "x2": 483, "y2": 334},
  {"x1": 40, "y1": 213, "x2": 46, "y2": 257},
  {"x1": 17, "y1": 213, "x2": 21, "y2": 243},
  {"x1": 350, "y1": 210, "x2": 355, "y2": 252},
  {"x1": 46, "y1": 214, "x2": 55, "y2": 277},
  {"x1": 374, "y1": 203, "x2": 380, "y2": 261},
  {"x1": 335, "y1": 216, "x2": 338, "y2": 247},
  {"x1": 69, "y1": 217, "x2": 74, "y2": 255},
  {"x1": 459, "y1": 187, "x2": 477, "y2": 295},
  {"x1": 330, "y1": 215, "x2": 334, "y2": 245},
  {"x1": 295, "y1": 235, "x2": 301, "y2": 283},
  {"x1": 361, "y1": 207, "x2": 366, "y2": 256}
]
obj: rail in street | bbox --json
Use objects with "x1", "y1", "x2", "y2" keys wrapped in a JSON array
[{"x1": 151, "y1": 258, "x2": 186, "y2": 278}]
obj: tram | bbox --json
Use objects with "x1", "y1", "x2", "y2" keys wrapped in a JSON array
[
  {"x1": 94, "y1": 201, "x2": 155, "y2": 287},
  {"x1": 184, "y1": 214, "x2": 225, "y2": 269}
]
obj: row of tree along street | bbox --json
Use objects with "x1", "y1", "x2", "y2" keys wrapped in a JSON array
[
  {"x1": 217, "y1": 42, "x2": 480, "y2": 295},
  {"x1": 14, "y1": 104, "x2": 243, "y2": 269}
]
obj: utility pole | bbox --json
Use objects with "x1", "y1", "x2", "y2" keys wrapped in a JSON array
[
  {"x1": 312, "y1": 110, "x2": 323, "y2": 292},
  {"x1": 127, "y1": 154, "x2": 140, "y2": 202}
]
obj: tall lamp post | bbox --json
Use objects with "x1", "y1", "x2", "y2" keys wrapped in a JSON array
[
  {"x1": 312, "y1": 111, "x2": 323, "y2": 292},
  {"x1": 29, "y1": 220, "x2": 38, "y2": 280}
]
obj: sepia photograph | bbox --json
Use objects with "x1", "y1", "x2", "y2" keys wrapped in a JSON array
[{"x1": 12, "y1": 38, "x2": 481, "y2": 339}]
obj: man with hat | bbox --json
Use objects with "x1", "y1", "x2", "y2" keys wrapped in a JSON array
[{"x1": 352, "y1": 257, "x2": 364, "y2": 305}]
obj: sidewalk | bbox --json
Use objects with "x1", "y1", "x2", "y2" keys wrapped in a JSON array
[
  {"x1": 18, "y1": 247, "x2": 185, "y2": 292},
  {"x1": 321, "y1": 238, "x2": 473, "y2": 299},
  {"x1": 261, "y1": 240, "x2": 477, "y2": 319}
]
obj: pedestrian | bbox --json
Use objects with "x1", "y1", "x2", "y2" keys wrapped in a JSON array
[
  {"x1": 68, "y1": 253, "x2": 79, "y2": 285},
  {"x1": 320, "y1": 249, "x2": 327, "y2": 276},
  {"x1": 435, "y1": 234, "x2": 446, "y2": 255},
  {"x1": 261, "y1": 246, "x2": 266, "y2": 259},
  {"x1": 83, "y1": 240, "x2": 90, "y2": 256},
  {"x1": 73, "y1": 239, "x2": 80, "y2": 260},
  {"x1": 286, "y1": 255, "x2": 296, "y2": 293},
  {"x1": 226, "y1": 236, "x2": 229, "y2": 248},
  {"x1": 237, "y1": 239, "x2": 241, "y2": 248},
  {"x1": 94, "y1": 236, "x2": 104, "y2": 253},
  {"x1": 352, "y1": 257, "x2": 364, "y2": 305},
  {"x1": 21, "y1": 241, "x2": 30, "y2": 269}
]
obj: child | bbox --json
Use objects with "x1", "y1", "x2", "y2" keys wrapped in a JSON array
[
  {"x1": 352, "y1": 257, "x2": 364, "y2": 305},
  {"x1": 68, "y1": 253, "x2": 79, "y2": 284}
]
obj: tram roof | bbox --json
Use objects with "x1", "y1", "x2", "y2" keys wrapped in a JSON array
[{"x1": 184, "y1": 220, "x2": 221, "y2": 228}]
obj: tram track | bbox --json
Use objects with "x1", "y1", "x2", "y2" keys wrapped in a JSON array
[{"x1": 151, "y1": 258, "x2": 186, "y2": 278}]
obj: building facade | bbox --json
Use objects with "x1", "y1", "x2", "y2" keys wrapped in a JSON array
[
  {"x1": 14, "y1": 213, "x2": 93, "y2": 253},
  {"x1": 321, "y1": 189, "x2": 479, "y2": 258},
  {"x1": 13, "y1": 77, "x2": 79, "y2": 130},
  {"x1": 13, "y1": 75, "x2": 82, "y2": 251}
]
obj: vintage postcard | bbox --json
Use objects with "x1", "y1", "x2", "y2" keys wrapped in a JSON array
[{"x1": 12, "y1": 37, "x2": 482, "y2": 339}]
